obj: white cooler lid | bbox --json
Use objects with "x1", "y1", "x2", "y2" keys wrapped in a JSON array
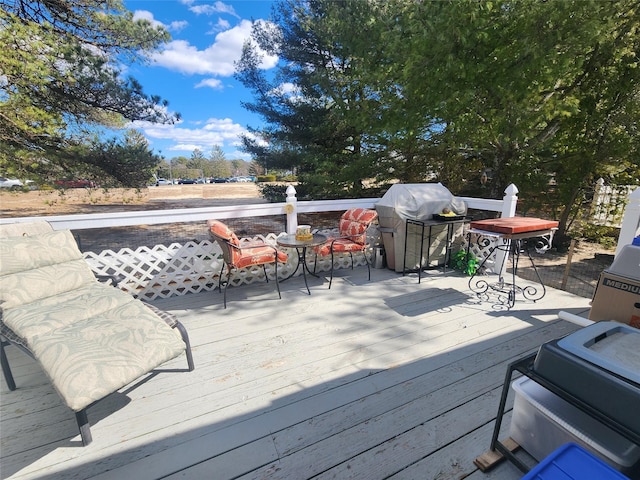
[
  {"x1": 558, "y1": 321, "x2": 640, "y2": 386},
  {"x1": 608, "y1": 244, "x2": 640, "y2": 280}
]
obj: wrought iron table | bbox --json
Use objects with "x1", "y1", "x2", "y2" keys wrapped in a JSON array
[
  {"x1": 467, "y1": 217, "x2": 558, "y2": 309},
  {"x1": 277, "y1": 233, "x2": 327, "y2": 295}
]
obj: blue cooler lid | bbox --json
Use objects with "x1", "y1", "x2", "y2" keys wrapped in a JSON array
[{"x1": 522, "y1": 443, "x2": 630, "y2": 479}]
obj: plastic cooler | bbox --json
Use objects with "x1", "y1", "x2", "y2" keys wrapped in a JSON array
[
  {"x1": 510, "y1": 376, "x2": 640, "y2": 477},
  {"x1": 521, "y1": 443, "x2": 630, "y2": 480},
  {"x1": 533, "y1": 321, "x2": 640, "y2": 437}
]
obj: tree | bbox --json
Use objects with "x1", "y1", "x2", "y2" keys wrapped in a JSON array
[
  {"x1": 236, "y1": 0, "x2": 390, "y2": 199},
  {"x1": 188, "y1": 148, "x2": 208, "y2": 177},
  {"x1": 209, "y1": 146, "x2": 231, "y2": 178},
  {"x1": 397, "y1": 0, "x2": 640, "y2": 241},
  {"x1": 170, "y1": 156, "x2": 189, "y2": 180},
  {"x1": 58, "y1": 129, "x2": 161, "y2": 188},
  {"x1": 0, "y1": 0, "x2": 179, "y2": 180},
  {"x1": 239, "y1": 0, "x2": 639, "y2": 240}
]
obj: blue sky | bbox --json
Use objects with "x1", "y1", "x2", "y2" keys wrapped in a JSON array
[{"x1": 123, "y1": 0, "x2": 277, "y2": 161}]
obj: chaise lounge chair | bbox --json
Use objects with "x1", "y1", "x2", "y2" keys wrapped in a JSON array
[{"x1": 0, "y1": 221, "x2": 194, "y2": 445}]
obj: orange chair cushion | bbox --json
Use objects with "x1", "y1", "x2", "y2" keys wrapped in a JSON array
[
  {"x1": 208, "y1": 220, "x2": 240, "y2": 245},
  {"x1": 208, "y1": 219, "x2": 287, "y2": 268},
  {"x1": 315, "y1": 208, "x2": 378, "y2": 256},
  {"x1": 235, "y1": 245, "x2": 288, "y2": 269},
  {"x1": 316, "y1": 238, "x2": 367, "y2": 256}
]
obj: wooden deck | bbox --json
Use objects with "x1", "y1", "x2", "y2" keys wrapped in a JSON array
[{"x1": 1, "y1": 266, "x2": 592, "y2": 480}]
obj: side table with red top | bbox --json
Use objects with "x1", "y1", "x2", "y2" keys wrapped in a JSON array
[{"x1": 467, "y1": 217, "x2": 559, "y2": 309}]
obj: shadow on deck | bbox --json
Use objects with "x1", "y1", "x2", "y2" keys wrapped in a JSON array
[{"x1": 1, "y1": 267, "x2": 592, "y2": 480}]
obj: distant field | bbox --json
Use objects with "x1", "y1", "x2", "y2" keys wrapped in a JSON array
[{"x1": 0, "y1": 183, "x2": 262, "y2": 217}]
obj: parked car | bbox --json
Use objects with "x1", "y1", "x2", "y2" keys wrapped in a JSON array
[
  {"x1": 155, "y1": 178, "x2": 172, "y2": 186},
  {"x1": 54, "y1": 179, "x2": 96, "y2": 188},
  {"x1": 0, "y1": 177, "x2": 23, "y2": 188},
  {"x1": 211, "y1": 177, "x2": 229, "y2": 183},
  {"x1": 178, "y1": 178, "x2": 197, "y2": 184}
]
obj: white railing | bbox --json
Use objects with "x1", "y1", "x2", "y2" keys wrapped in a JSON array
[
  {"x1": 4, "y1": 182, "x2": 636, "y2": 299},
  {"x1": 615, "y1": 186, "x2": 640, "y2": 256},
  {"x1": 591, "y1": 178, "x2": 637, "y2": 228},
  {"x1": 2, "y1": 183, "x2": 520, "y2": 299}
]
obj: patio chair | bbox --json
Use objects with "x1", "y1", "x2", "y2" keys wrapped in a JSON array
[
  {"x1": 0, "y1": 221, "x2": 194, "y2": 446},
  {"x1": 313, "y1": 208, "x2": 379, "y2": 288},
  {"x1": 207, "y1": 220, "x2": 288, "y2": 308}
]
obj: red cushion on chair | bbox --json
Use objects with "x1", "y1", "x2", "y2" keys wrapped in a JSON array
[
  {"x1": 208, "y1": 219, "x2": 287, "y2": 269},
  {"x1": 315, "y1": 238, "x2": 366, "y2": 256},
  {"x1": 235, "y1": 245, "x2": 288, "y2": 269},
  {"x1": 208, "y1": 220, "x2": 240, "y2": 245},
  {"x1": 315, "y1": 208, "x2": 378, "y2": 256},
  {"x1": 339, "y1": 208, "x2": 378, "y2": 244}
]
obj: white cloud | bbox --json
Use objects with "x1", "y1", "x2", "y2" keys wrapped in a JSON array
[
  {"x1": 169, "y1": 20, "x2": 189, "y2": 32},
  {"x1": 133, "y1": 117, "x2": 248, "y2": 153},
  {"x1": 189, "y1": 1, "x2": 239, "y2": 18},
  {"x1": 132, "y1": 10, "x2": 164, "y2": 29},
  {"x1": 228, "y1": 149, "x2": 251, "y2": 160},
  {"x1": 195, "y1": 78, "x2": 223, "y2": 89},
  {"x1": 171, "y1": 144, "x2": 202, "y2": 152},
  {"x1": 151, "y1": 20, "x2": 278, "y2": 76},
  {"x1": 207, "y1": 18, "x2": 231, "y2": 34},
  {"x1": 132, "y1": 11, "x2": 188, "y2": 33}
]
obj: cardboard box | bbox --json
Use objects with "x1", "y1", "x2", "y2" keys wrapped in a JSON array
[{"x1": 589, "y1": 271, "x2": 640, "y2": 328}]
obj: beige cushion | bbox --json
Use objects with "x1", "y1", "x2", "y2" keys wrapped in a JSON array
[
  {"x1": 0, "y1": 230, "x2": 96, "y2": 308},
  {"x1": 0, "y1": 225, "x2": 186, "y2": 411},
  {"x1": 0, "y1": 221, "x2": 53, "y2": 238},
  {"x1": 28, "y1": 298, "x2": 185, "y2": 411}
]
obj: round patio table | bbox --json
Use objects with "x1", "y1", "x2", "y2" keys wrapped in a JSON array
[{"x1": 277, "y1": 233, "x2": 327, "y2": 295}]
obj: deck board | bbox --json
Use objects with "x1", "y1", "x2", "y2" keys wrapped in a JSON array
[{"x1": 1, "y1": 267, "x2": 592, "y2": 479}]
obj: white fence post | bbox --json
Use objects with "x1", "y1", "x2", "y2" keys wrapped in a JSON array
[
  {"x1": 500, "y1": 183, "x2": 519, "y2": 218},
  {"x1": 286, "y1": 185, "x2": 298, "y2": 234},
  {"x1": 592, "y1": 178, "x2": 606, "y2": 225},
  {"x1": 615, "y1": 187, "x2": 640, "y2": 257},
  {"x1": 494, "y1": 184, "x2": 519, "y2": 276}
]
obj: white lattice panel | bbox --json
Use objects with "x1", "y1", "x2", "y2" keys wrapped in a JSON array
[
  {"x1": 82, "y1": 232, "x2": 347, "y2": 300},
  {"x1": 84, "y1": 240, "x2": 222, "y2": 300},
  {"x1": 466, "y1": 232, "x2": 499, "y2": 274}
]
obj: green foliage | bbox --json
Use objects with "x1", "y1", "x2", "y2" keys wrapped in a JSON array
[
  {"x1": 278, "y1": 174, "x2": 297, "y2": 182},
  {"x1": 59, "y1": 129, "x2": 161, "y2": 188},
  {"x1": 449, "y1": 250, "x2": 480, "y2": 276},
  {"x1": 0, "y1": 1, "x2": 178, "y2": 180},
  {"x1": 209, "y1": 146, "x2": 232, "y2": 178},
  {"x1": 258, "y1": 183, "x2": 288, "y2": 203},
  {"x1": 257, "y1": 175, "x2": 277, "y2": 182},
  {"x1": 573, "y1": 223, "x2": 619, "y2": 250},
  {"x1": 239, "y1": 0, "x2": 639, "y2": 235}
]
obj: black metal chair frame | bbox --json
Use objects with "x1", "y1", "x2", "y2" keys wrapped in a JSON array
[{"x1": 211, "y1": 234, "x2": 283, "y2": 309}]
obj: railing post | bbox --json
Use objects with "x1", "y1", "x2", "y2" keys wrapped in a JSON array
[
  {"x1": 592, "y1": 178, "x2": 606, "y2": 225},
  {"x1": 500, "y1": 183, "x2": 519, "y2": 218},
  {"x1": 496, "y1": 184, "x2": 519, "y2": 277},
  {"x1": 615, "y1": 187, "x2": 640, "y2": 257},
  {"x1": 286, "y1": 185, "x2": 298, "y2": 234}
]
